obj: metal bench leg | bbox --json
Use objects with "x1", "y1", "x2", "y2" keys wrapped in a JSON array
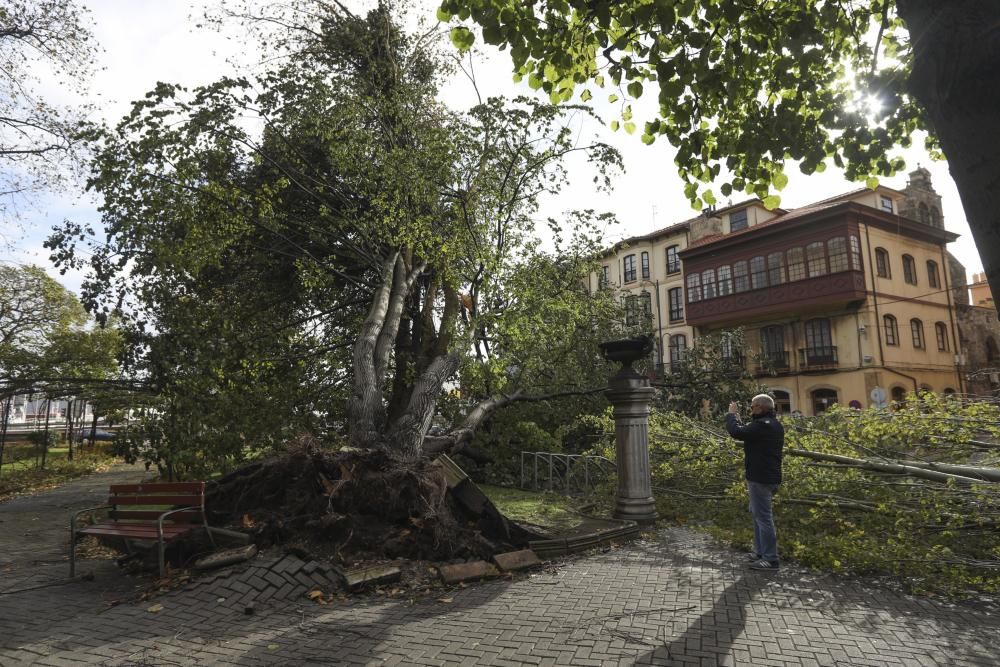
[{"x1": 158, "y1": 538, "x2": 165, "y2": 578}]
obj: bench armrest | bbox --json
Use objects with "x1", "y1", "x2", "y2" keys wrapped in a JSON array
[
  {"x1": 157, "y1": 505, "x2": 200, "y2": 538},
  {"x1": 71, "y1": 504, "x2": 113, "y2": 529}
]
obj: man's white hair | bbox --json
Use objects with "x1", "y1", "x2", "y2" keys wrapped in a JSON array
[{"x1": 751, "y1": 394, "x2": 775, "y2": 410}]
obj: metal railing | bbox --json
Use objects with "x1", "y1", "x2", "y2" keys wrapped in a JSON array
[
  {"x1": 798, "y1": 346, "x2": 839, "y2": 368},
  {"x1": 520, "y1": 452, "x2": 616, "y2": 495}
]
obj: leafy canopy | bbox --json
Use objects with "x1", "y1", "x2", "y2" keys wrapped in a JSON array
[{"x1": 439, "y1": 0, "x2": 920, "y2": 209}]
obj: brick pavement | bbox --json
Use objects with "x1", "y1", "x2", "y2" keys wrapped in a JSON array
[{"x1": 1, "y1": 467, "x2": 999, "y2": 666}]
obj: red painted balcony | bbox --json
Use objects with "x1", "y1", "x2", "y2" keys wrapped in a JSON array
[{"x1": 685, "y1": 270, "x2": 867, "y2": 326}]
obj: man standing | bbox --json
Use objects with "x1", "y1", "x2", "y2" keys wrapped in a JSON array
[{"x1": 726, "y1": 394, "x2": 784, "y2": 571}]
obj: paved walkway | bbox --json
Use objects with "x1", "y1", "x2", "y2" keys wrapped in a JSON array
[{"x1": 1, "y1": 466, "x2": 998, "y2": 666}]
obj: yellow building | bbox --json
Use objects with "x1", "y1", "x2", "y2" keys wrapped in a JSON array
[{"x1": 594, "y1": 169, "x2": 965, "y2": 415}]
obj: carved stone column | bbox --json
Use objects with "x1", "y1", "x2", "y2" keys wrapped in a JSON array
[{"x1": 599, "y1": 337, "x2": 658, "y2": 526}]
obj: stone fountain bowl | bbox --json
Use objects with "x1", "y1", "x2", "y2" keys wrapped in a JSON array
[{"x1": 598, "y1": 336, "x2": 654, "y2": 365}]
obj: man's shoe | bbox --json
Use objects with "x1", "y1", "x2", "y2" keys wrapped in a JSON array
[
  {"x1": 745, "y1": 552, "x2": 761, "y2": 562},
  {"x1": 748, "y1": 558, "x2": 779, "y2": 571}
]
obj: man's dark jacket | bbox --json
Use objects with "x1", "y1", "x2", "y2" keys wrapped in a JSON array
[{"x1": 725, "y1": 410, "x2": 784, "y2": 485}]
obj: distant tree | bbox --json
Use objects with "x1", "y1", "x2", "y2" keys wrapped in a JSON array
[
  {"x1": 0, "y1": 0, "x2": 97, "y2": 232},
  {"x1": 441, "y1": 0, "x2": 1000, "y2": 313}
]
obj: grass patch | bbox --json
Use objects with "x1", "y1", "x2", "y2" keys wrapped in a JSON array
[
  {"x1": 480, "y1": 484, "x2": 587, "y2": 532},
  {"x1": 0, "y1": 444, "x2": 118, "y2": 502}
]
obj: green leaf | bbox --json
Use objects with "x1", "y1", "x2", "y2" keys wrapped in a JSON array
[
  {"x1": 449, "y1": 27, "x2": 475, "y2": 52},
  {"x1": 641, "y1": 133, "x2": 655, "y2": 145},
  {"x1": 624, "y1": 122, "x2": 636, "y2": 135},
  {"x1": 528, "y1": 73, "x2": 543, "y2": 90},
  {"x1": 773, "y1": 172, "x2": 789, "y2": 190},
  {"x1": 580, "y1": 89, "x2": 592, "y2": 102},
  {"x1": 763, "y1": 195, "x2": 781, "y2": 209},
  {"x1": 703, "y1": 190, "x2": 717, "y2": 205},
  {"x1": 608, "y1": 94, "x2": 619, "y2": 103},
  {"x1": 610, "y1": 119, "x2": 619, "y2": 132},
  {"x1": 436, "y1": 7, "x2": 451, "y2": 21},
  {"x1": 865, "y1": 176, "x2": 880, "y2": 190},
  {"x1": 627, "y1": 81, "x2": 644, "y2": 98}
]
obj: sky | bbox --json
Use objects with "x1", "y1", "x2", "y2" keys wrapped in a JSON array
[{"x1": 2, "y1": 0, "x2": 986, "y2": 296}]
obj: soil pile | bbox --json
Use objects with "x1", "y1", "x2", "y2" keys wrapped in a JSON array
[{"x1": 205, "y1": 440, "x2": 528, "y2": 566}]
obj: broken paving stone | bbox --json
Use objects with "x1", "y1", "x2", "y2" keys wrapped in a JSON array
[
  {"x1": 340, "y1": 564, "x2": 402, "y2": 591},
  {"x1": 194, "y1": 545, "x2": 258, "y2": 571},
  {"x1": 438, "y1": 560, "x2": 499, "y2": 585},
  {"x1": 492, "y1": 549, "x2": 542, "y2": 572}
]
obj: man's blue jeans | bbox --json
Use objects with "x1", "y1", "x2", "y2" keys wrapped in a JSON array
[{"x1": 748, "y1": 481, "x2": 779, "y2": 563}]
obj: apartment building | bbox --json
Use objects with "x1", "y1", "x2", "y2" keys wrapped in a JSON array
[{"x1": 594, "y1": 168, "x2": 966, "y2": 414}]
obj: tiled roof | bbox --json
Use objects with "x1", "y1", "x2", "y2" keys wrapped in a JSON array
[{"x1": 685, "y1": 201, "x2": 845, "y2": 249}]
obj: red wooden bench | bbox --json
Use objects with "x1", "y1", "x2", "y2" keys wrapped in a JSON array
[{"x1": 70, "y1": 481, "x2": 213, "y2": 577}]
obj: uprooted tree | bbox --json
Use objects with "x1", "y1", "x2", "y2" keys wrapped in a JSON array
[{"x1": 47, "y1": 2, "x2": 624, "y2": 481}]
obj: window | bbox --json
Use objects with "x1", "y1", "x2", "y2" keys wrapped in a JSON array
[
  {"x1": 702, "y1": 268, "x2": 717, "y2": 299},
  {"x1": 891, "y1": 386, "x2": 906, "y2": 405},
  {"x1": 666, "y1": 245, "x2": 681, "y2": 274},
  {"x1": 850, "y1": 235, "x2": 862, "y2": 271},
  {"x1": 668, "y1": 287, "x2": 684, "y2": 322},
  {"x1": 875, "y1": 247, "x2": 891, "y2": 278},
  {"x1": 927, "y1": 260, "x2": 940, "y2": 289},
  {"x1": 730, "y1": 209, "x2": 748, "y2": 232},
  {"x1": 599, "y1": 265, "x2": 609, "y2": 289},
  {"x1": 624, "y1": 295, "x2": 639, "y2": 326},
  {"x1": 884, "y1": 314, "x2": 899, "y2": 346},
  {"x1": 733, "y1": 260, "x2": 750, "y2": 292},
  {"x1": 918, "y1": 202, "x2": 929, "y2": 223},
  {"x1": 935, "y1": 322, "x2": 949, "y2": 351},
  {"x1": 811, "y1": 388, "x2": 839, "y2": 415},
  {"x1": 902, "y1": 254, "x2": 917, "y2": 285},
  {"x1": 767, "y1": 252, "x2": 786, "y2": 285},
  {"x1": 686, "y1": 273, "x2": 702, "y2": 302},
  {"x1": 623, "y1": 254, "x2": 636, "y2": 282},
  {"x1": 806, "y1": 241, "x2": 827, "y2": 277},
  {"x1": 720, "y1": 333, "x2": 743, "y2": 366},
  {"x1": 880, "y1": 195, "x2": 894, "y2": 213},
  {"x1": 669, "y1": 334, "x2": 687, "y2": 367},
  {"x1": 987, "y1": 337, "x2": 998, "y2": 363},
  {"x1": 624, "y1": 293, "x2": 651, "y2": 326},
  {"x1": 760, "y1": 326, "x2": 785, "y2": 365},
  {"x1": 827, "y1": 237, "x2": 849, "y2": 273},
  {"x1": 717, "y1": 265, "x2": 732, "y2": 296},
  {"x1": 804, "y1": 318, "x2": 833, "y2": 354},
  {"x1": 749, "y1": 256, "x2": 768, "y2": 289},
  {"x1": 786, "y1": 247, "x2": 806, "y2": 281},
  {"x1": 803, "y1": 319, "x2": 836, "y2": 367},
  {"x1": 911, "y1": 318, "x2": 924, "y2": 349},
  {"x1": 641, "y1": 251, "x2": 650, "y2": 279},
  {"x1": 772, "y1": 390, "x2": 791, "y2": 415},
  {"x1": 930, "y1": 207, "x2": 942, "y2": 228}
]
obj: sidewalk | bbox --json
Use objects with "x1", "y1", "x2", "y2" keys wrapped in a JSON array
[{"x1": 1, "y1": 466, "x2": 998, "y2": 666}]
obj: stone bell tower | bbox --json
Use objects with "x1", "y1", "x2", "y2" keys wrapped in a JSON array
[{"x1": 898, "y1": 166, "x2": 945, "y2": 229}]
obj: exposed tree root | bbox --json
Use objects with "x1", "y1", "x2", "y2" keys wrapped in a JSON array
[{"x1": 205, "y1": 438, "x2": 519, "y2": 566}]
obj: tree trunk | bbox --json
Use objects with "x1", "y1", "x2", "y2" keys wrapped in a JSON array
[
  {"x1": 898, "y1": 0, "x2": 1000, "y2": 313},
  {"x1": 347, "y1": 253, "x2": 398, "y2": 447},
  {"x1": 66, "y1": 399, "x2": 74, "y2": 461},
  {"x1": 0, "y1": 397, "x2": 10, "y2": 475},
  {"x1": 41, "y1": 398, "x2": 50, "y2": 469}
]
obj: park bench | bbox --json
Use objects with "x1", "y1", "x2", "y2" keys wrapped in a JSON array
[{"x1": 70, "y1": 481, "x2": 213, "y2": 578}]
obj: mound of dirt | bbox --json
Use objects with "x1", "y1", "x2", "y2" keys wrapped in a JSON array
[{"x1": 205, "y1": 441, "x2": 529, "y2": 567}]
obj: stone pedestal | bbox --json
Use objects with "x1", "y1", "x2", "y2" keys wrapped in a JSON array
[{"x1": 606, "y1": 369, "x2": 658, "y2": 525}]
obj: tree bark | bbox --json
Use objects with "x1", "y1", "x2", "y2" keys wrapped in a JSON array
[
  {"x1": 898, "y1": 0, "x2": 1000, "y2": 313},
  {"x1": 347, "y1": 253, "x2": 398, "y2": 447},
  {"x1": 787, "y1": 447, "x2": 991, "y2": 485}
]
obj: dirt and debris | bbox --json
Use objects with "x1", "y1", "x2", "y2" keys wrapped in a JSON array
[{"x1": 178, "y1": 439, "x2": 541, "y2": 595}]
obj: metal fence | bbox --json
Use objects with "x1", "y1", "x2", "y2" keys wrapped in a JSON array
[{"x1": 519, "y1": 451, "x2": 616, "y2": 495}]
